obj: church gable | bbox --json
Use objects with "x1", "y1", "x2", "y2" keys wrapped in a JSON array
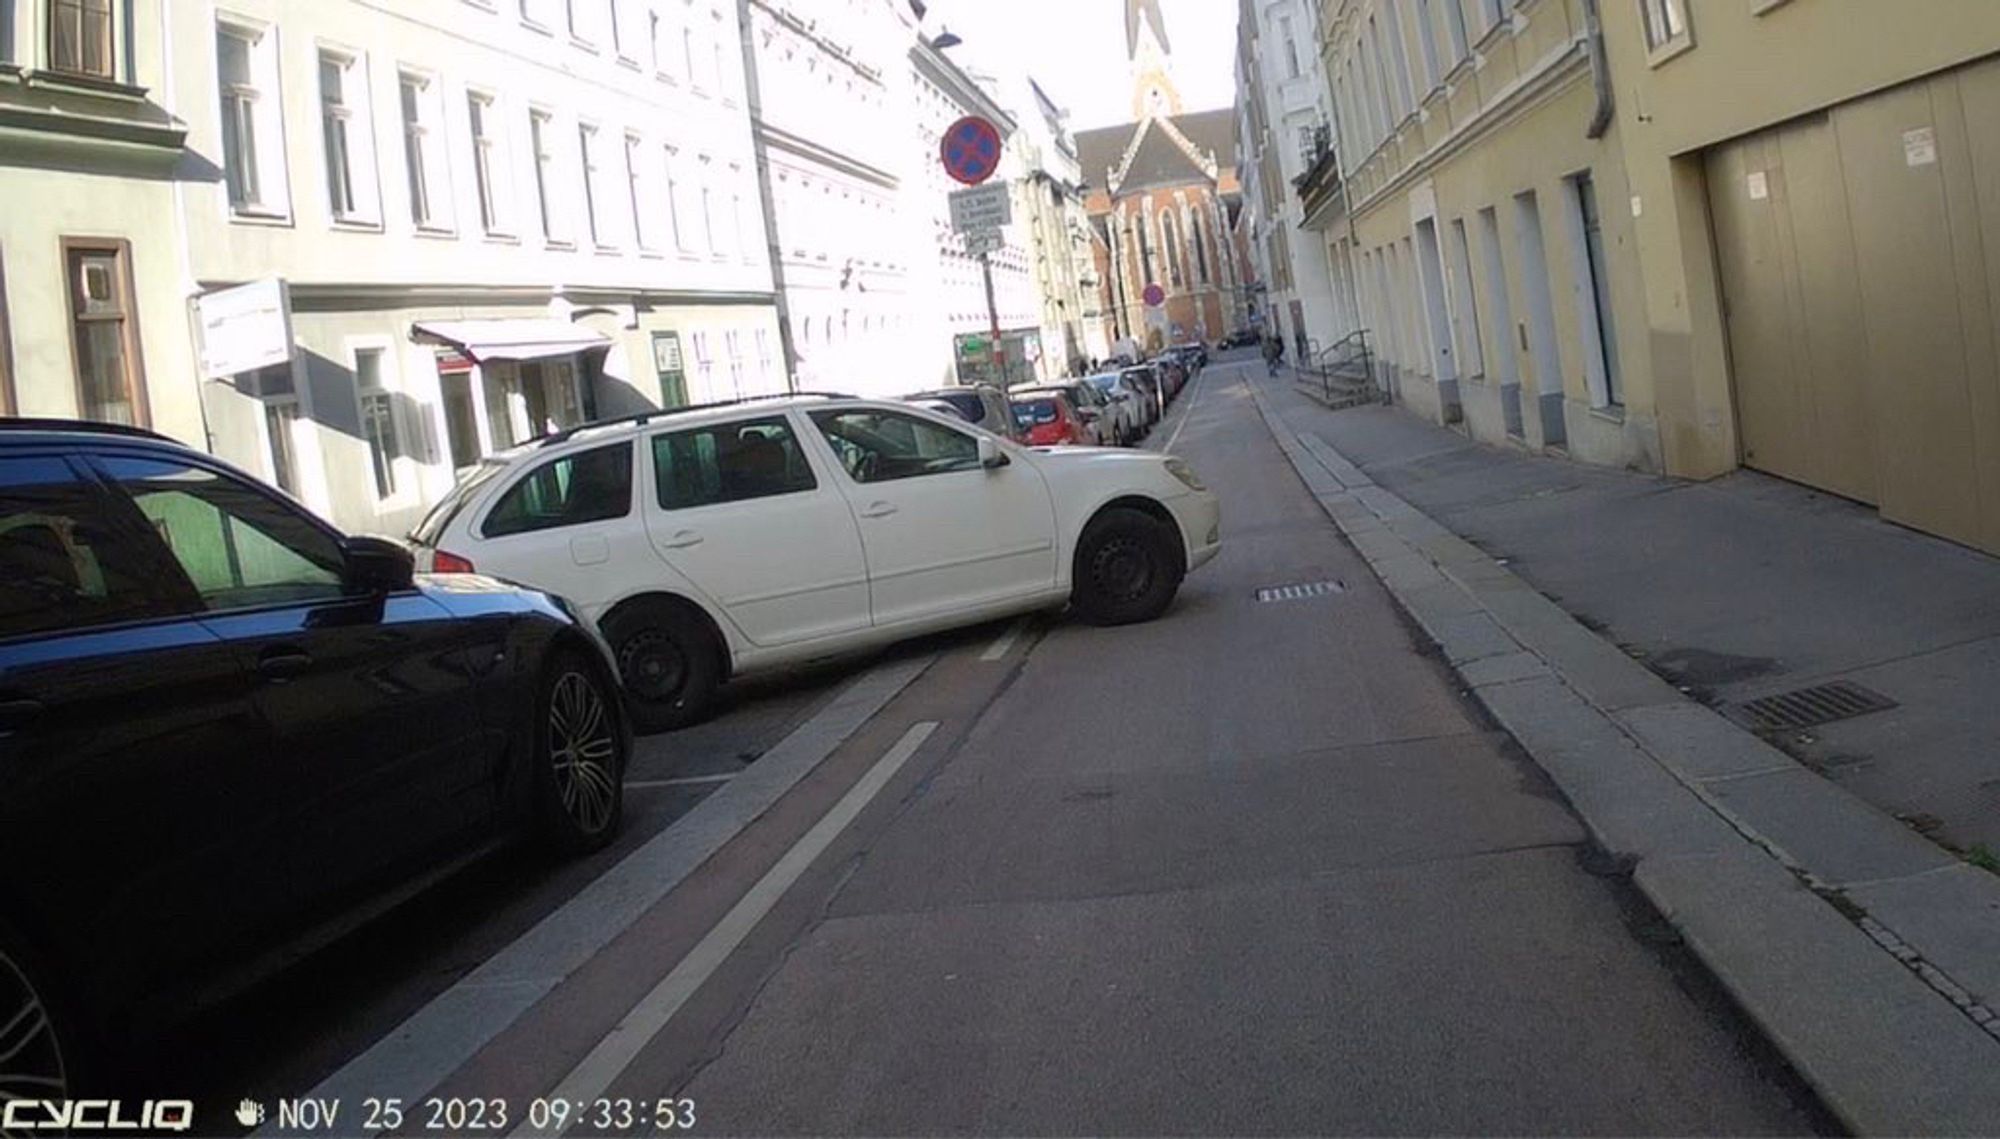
[{"x1": 1109, "y1": 116, "x2": 1216, "y2": 196}]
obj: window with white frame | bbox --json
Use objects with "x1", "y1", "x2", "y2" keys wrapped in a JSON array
[
  {"x1": 318, "y1": 50, "x2": 378, "y2": 224},
  {"x1": 519, "y1": 0, "x2": 556, "y2": 30},
  {"x1": 690, "y1": 330, "x2": 713, "y2": 397},
  {"x1": 529, "y1": 107, "x2": 566, "y2": 244},
  {"x1": 647, "y1": 7, "x2": 662, "y2": 73},
  {"x1": 1279, "y1": 15, "x2": 1301, "y2": 81},
  {"x1": 684, "y1": 1, "x2": 707, "y2": 92},
  {"x1": 1477, "y1": 0, "x2": 1506, "y2": 33},
  {"x1": 610, "y1": 0, "x2": 630, "y2": 57},
  {"x1": 1411, "y1": 0, "x2": 1441, "y2": 90},
  {"x1": 668, "y1": 144, "x2": 692, "y2": 251},
  {"x1": 754, "y1": 327, "x2": 773, "y2": 386},
  {"x1": 399, "y1": 72, "x2": 452, "y2": 230},
  {"x1": 564, "y1": 0, "x2": 592, "y2": 43},
  {"x1": 1382, "y1": 2, "x2": 1416, "y2": 114},
  {"x1": 708, "y1": 8, "x2": 729, "y2": 99},
  {"x1": 217, "y1": 22, "x2": 289, "y2": 218},
  {"x1": 697, "y1": 156, "x2": 718, "y2": 256},
  {"x1": 724, "y1": 330, "x2": 744, "y2": 397},
  {"x1": 353, "y1": 347, "x2": 400, "y2": 499},
  {"x1": 579, "y1": 122, "x2": 612, "y2": 247},
  {"x1": 1639, "y1": 0, "x2": 1690, "y2": 55},
  {"x1": 1438, "y1": 0, "x2": 1471, "y2": 64},
  {"x1": 625, "y1": 133, "x2": 654, "y2": 251},
  {"x1": 468, "y1": 91, "x2": 513, "y2": 235},
  {"x1": 730, "y1": 167, "x2": 750, "y2": 262}
]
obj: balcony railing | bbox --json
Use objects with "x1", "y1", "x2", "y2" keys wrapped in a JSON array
[{"x1": 1292, "y1": 124, "x2": 1342, "y2": 223}]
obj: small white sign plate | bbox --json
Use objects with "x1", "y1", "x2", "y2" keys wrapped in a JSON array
[{"x1": 1903, "y1": 126, "x2": 1937, "y2": 167}]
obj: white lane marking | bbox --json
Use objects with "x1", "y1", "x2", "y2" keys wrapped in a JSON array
[
  {"x1": 1160, "y1": 364, "x2": 1210, "y2": 454},
  {"x1": 625, "y1": 773, "x2": 737, "y2": 789},
  {"x1": 979, "y1": 617, "x2": 1030, "y2": 662},
  {"x1": 513, "y1": 720, "x2": 943, "y2": 1138},
  {"x1": 270, "y1": 655, "x2": 936, "y2": 1139}
]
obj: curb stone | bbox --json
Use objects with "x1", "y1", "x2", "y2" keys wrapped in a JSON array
[{"x1": 1241, "y1": 373, "x2": 2000, "y2": 1136}]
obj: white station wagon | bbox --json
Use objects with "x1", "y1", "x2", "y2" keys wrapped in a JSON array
[{"x1": 409, "y1": 395, "x2": 1221, "y2": 729}]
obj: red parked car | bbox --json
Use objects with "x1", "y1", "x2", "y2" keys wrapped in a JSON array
[{"x1": 1010, "y1": 392, "x2": 1089, "y2": 446}]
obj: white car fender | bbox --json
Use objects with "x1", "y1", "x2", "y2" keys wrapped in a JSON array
[{"x1": 1017, "y1": 450, "x2": 1194, "y2": 588}]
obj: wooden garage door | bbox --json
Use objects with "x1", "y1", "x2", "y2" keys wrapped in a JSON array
[
  {"x1": 1706, "y1": 115, "x2": 1876, "y2": 506},
  {"x1": 1707, "y1": 59, "x2": 2000, "y2": 555}
]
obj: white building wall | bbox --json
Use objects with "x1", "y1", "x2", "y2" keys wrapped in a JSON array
[
  {"x1": 0, "y1": 0, "x2": 203, "y2": 445},
  {"x1": 1241, "y1": 0, "x2": 1347, "y2": 357},
  {"x1": 166, "y1": 0, "x2": 780, "y2": 535},
  {"x1": 747, "y1": 0, "x2": 919, "y2": 396}
]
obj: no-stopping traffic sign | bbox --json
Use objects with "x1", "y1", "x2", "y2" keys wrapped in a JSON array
[{"x1": 941, "y1": 115, "x2": 1002, "y2": 186}]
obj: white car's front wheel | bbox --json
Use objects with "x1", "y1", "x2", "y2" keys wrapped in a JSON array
[{"x1": 1071, "y1": 508, "x2": 1184, "y2": 626}]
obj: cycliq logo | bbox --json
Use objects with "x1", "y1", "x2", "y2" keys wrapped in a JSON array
[{"x1": 0, "y1": 1100, "x2": 195, "y2": 1132}]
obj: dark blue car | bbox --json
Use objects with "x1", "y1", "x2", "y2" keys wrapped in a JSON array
[{"x1": 0, "y1": 419, "x2": 629, "y2": 1093}]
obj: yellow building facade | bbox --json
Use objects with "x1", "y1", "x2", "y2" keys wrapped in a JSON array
[{"x1": 1308, "y1": 0, "x2": 2000, "y2": 554}]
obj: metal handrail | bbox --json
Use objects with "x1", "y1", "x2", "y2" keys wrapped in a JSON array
[{"x1": 1298, "y1": 328, "x2": 1379, "y2": 406}]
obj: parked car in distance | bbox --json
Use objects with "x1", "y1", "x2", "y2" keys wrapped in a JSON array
[
  {"x1": 1081, "y1": 372, "x2": 1146, "y2": 444},
  {"x1": 1025, "y1": 380, "x2": 1118, "y2": 446},
  {"x1": 1151, "y1": 356, "x2": 1187, "y2": 400},
  {"x1": 1171, "y1": 342, "x2": 1209, "y2": 369},
  {"x1": 0, "y1": 418, "x2": 630, "y2": 1093},
  {"x1": 1121, "y1": 365, "x2": 1165, "y2": 425},
  {"x1": 899, "y1": 384, "x2": 1022, "y2": 442},
  {"x1": 1010, "y1": 391, "x2": 1091, "y2": 447},
  {"x1": 410, "y1": 395, "x2": 1221, "y2": 731},
  {"x1": 911, "y1": 398, "x2": 968, "y2": 422}
]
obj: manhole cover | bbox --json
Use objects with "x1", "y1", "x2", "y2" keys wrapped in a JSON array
[
  {"x1": 1255, "y1": 580, "x2": 1345, "y2": 603},
  {"x1": 1733, "y1": 681, "x2": 1898, "y2": 731}
]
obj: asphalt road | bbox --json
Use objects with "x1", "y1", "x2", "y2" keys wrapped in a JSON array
[{"x1": 159, "y1": 354, "x2": 1831, "y2": 1135}]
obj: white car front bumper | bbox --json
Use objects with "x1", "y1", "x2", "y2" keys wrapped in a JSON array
[{"x1": 1167, "y1": 489, "x2": 1222, "y2": 571}]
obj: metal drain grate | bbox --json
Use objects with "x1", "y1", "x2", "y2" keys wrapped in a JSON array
[
  {"x1": 1255, "y1": 580, "x2": 1345, "y2": 603},
  {"x1": 1734, "y1": 681, "x2": 1898, "y2": 731}
]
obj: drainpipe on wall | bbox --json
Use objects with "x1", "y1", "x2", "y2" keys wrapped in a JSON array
[{"x1": 1582, "y1": 0, "x2": 1615, "y2": 139}]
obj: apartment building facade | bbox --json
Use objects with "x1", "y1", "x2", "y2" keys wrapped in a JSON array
[
  {"x1": 745, "y1": 0, "x2": 924, "y2": 396},
  {"x1": 1235, "y1": 0, "x2": 1350, "y2": 362},
  {"x1": 0, "y1": 0, "x2": 202, "y2": 443},
  {"x1": 1005, "y1": 73, "x2": 1102, "y2": 375},
  {"x1": 170, "y1": 0, "x2": 782, "y2": 536},
  {"x1": 1306, "y1": 0, "x2": 2000, "y2": 554}
]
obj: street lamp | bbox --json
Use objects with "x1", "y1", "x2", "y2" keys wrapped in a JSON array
[{"x1": 930, "y1": 29, "x2": 962, "y2": 49}]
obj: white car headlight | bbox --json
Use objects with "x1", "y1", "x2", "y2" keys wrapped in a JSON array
[{"x1": 1163, "y1": 457, "x2": 1207, "y2": 492}]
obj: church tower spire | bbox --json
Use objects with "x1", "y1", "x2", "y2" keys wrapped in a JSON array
[{"x1": 1127, "y1": 0, "x2": 1182, "y2": 120}]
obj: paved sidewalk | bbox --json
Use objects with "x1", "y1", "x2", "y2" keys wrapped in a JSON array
[
  {"x1": 1249, "y1": 372, "x2": 2000, "y2": 1133},
  {"x1": 1288, "y1": 380, "x2": 2000, "y2": 862}
]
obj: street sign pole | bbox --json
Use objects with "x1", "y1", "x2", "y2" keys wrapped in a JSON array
[{"x1": 981, "y1": 251, "x2": 1004, "y2": 389}]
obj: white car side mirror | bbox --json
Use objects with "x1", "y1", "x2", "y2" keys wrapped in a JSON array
[{"x1": 978, "y1": 436, "x2": 1010, "y2": 469}]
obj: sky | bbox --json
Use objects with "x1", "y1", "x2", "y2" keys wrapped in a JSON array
[{"x1": 926, "y1": 0, "x2": 1239, "y2": 130}]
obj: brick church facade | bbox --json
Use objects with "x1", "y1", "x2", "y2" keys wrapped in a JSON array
[{"x1": 1076, "y1": 0, "x2": 1256, "y2": 353}]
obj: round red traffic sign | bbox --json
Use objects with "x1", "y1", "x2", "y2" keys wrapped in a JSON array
[
  {"x1": 941, "y1": 115, "x2": 1003, "y2": 186},
  {"x1": 1142, "y1": 282, "x2": 1166, "y2": 307}
]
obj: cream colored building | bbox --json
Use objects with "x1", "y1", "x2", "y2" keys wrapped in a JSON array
[
  {"x1": 165, "y1": 0, "x2": 782, "y2": 536},
  {"x1": 0, "y1": 0, "x2": 202, "y2": 444},
  {"x1": 1305, "y1": 0, "x2": 2000, "y2": 555}
]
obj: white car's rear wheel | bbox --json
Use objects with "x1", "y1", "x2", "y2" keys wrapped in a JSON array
[{"x1": 603, "y1": 602, "x2": 722, "y2": 732}]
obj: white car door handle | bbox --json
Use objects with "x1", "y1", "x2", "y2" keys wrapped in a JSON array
[
  {"x1": 662, "y1": 529, "x2": 704, "y2": 549},
  {"x1": 859, "y1": 502, "x2": 899, "y2": 519}
]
